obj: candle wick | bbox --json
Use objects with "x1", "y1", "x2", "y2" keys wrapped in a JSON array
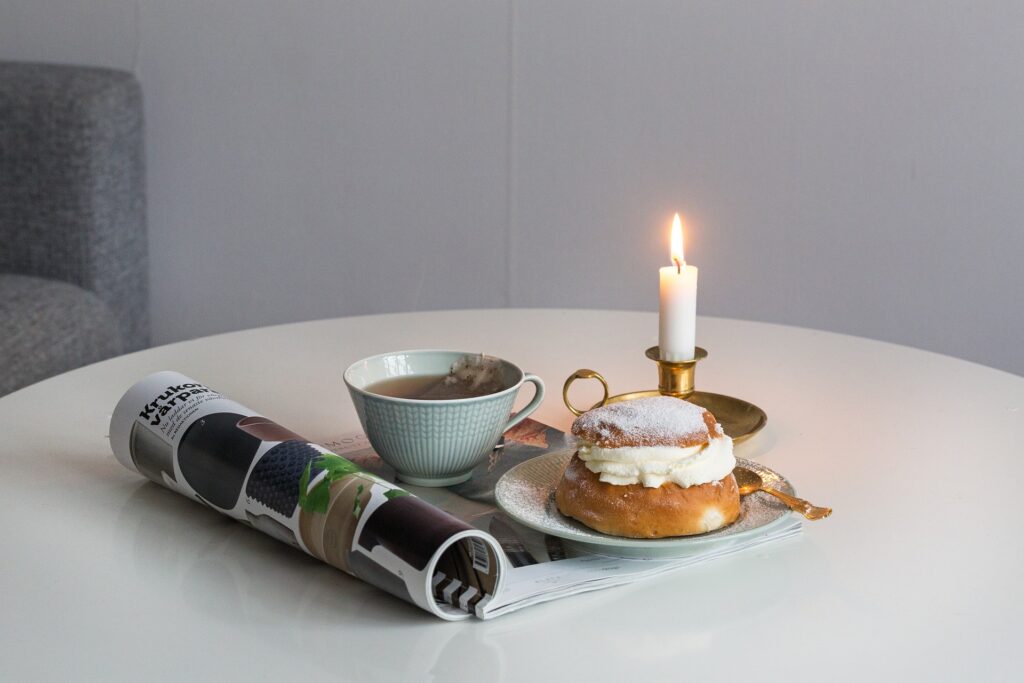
[{"x1": 673, "y1": 257, "x2": 681, "y2": 274}]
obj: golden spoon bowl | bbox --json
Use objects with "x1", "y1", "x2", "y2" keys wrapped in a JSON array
[{"x1": 733, "y1": 466, "x2": 832, "y2": 521}]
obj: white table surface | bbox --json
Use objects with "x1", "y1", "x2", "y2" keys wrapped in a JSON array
[{"x1": 1, "y1": 309, "x2": 1021, "y2": 681}]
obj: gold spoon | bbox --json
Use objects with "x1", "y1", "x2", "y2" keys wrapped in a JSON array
[{"x1": 733, "y1": 466, "x2": 832, "y2": 520}]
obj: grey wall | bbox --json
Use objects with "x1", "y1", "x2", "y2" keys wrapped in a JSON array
[{"x1": 2, "y1": 1, "x2": 1022, "y2": 375}]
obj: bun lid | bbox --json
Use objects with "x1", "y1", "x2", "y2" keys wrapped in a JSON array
[{"x1": 571, "y1": 396, "x2": 722, "y2": 448}]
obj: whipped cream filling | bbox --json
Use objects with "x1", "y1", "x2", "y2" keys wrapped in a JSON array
[{"x1": 577, "y1": 434, "x2": 736, "y2": 488}]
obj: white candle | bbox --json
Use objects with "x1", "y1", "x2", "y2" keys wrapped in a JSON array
[{"x1": 658, "y1": 213, "x2": 698, "y2": 361}]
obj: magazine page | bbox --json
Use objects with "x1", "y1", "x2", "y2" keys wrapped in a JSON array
[
  {"x1": 109, "y1": 371, "x2": 506, "y2": 621},
  {"x1": 110, "y1": 371, "x2": 800, "y2": 622}
]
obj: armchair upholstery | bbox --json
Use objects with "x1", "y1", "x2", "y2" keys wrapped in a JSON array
[{"x1": 0, "y1": 62, "x2": 148, "y2": 394}]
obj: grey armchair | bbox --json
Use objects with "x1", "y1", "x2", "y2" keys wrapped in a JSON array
[{"x1": 0, "y1": 62, "x2": 149, "y2": 395}]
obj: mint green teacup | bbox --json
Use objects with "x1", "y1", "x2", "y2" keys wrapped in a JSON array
[{"x1": 344, "y1": 350, "x2": 546, "y2": 487}]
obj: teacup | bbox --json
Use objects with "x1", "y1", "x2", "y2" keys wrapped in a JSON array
[{"x1": 343, "y1": 350, "x2": 546, "y2": 487}]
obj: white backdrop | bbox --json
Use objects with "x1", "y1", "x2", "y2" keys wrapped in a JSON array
[{"x1": 2, "y1": 1, "x2": 1022, "y2": 375}]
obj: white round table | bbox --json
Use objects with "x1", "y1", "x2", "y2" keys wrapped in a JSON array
[{"x1": 1, "y1": 310, "x2": 1020, "y2": 681}]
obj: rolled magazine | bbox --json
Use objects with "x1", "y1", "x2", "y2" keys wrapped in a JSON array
[
  {"x1": 110, "y1": 372, "x2": 802, "y2": 621},
  {"x1": 109, "y1": 371, "x2": 504, "y2": 620}
]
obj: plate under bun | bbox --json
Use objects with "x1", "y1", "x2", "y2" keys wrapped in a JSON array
[{"x1": 495, "y1": 450, "x2": 795, "y2": 559}]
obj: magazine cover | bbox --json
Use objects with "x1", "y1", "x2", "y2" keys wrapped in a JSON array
[{"x1": 109, "y1": 371, "x2": 505, "y2": 620}]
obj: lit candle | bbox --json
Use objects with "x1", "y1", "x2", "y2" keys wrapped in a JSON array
[{"x1": 658, "y1": 213, "x2": 698, "y2": 361}]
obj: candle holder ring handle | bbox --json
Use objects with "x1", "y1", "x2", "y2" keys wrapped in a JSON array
[{"x1": 563, "y1": 369, "x2": 610, "y2": 417}]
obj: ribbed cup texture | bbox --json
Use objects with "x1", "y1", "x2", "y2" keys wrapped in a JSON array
[{"x1": 351, "y1": 390, "x2": 517, "y2": 478}]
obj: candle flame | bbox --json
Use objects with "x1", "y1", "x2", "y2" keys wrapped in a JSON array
[{"x1": 671, "y1": 213, "x2": 685, "y2": 271}]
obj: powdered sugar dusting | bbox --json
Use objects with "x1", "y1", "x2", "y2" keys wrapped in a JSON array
[{"x1": 572, "y1": 396, "x2": 715, "y2": 447}]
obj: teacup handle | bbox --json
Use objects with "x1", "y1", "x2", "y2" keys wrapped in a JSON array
[
  {"x1": 503, "y1": 374, "x2": 546, "y2": 432},
  {"x1": 562, "y1": 369, "x2": 610, "y2": 416}
]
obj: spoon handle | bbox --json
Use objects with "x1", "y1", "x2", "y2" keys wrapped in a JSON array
[{"x1": 761, "y1": 487, "x2": 832, "y2": 520}]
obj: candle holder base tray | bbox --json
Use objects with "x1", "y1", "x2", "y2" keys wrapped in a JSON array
[{"x1": 562, "y1": 346, "x2": 767, "y2": 444}]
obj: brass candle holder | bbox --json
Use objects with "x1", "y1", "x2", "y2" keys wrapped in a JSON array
[{"x1": 562, "y1": 346, "x2": 767, "y2": 444}]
